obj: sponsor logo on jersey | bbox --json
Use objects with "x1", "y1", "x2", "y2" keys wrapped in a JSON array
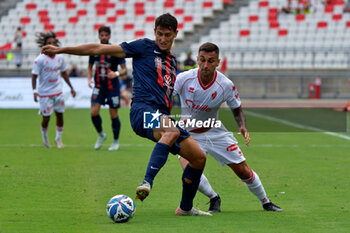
[
  {"x1": 185, "y1": 99, "x2": 211, "y2": 112},
  {"x1": 189, "y1": 87, "x2": 195, "y2": 93},
  {"x1": 211, "y1": 91, "x2": 217, "y2": 100}
]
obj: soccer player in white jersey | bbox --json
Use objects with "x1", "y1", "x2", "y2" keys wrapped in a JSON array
[
  {"x1": 174, "y1": 42, "x2": 282, "y2": 212},
  {"x1": 31, "y1": 31, "x2": 76, "y2": 148}
]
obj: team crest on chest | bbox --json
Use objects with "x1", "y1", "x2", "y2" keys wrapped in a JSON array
[
  {"x1": 189, "y1": 87, "x2": 195, "y2": 93},
  {"x1": 211, "y1": 91, "x2": 217, "y2": 100}
]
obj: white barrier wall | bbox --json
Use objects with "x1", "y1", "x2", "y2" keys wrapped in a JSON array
[{"x1": 0, "y1": 78, "x2": 92, "y2": 108}]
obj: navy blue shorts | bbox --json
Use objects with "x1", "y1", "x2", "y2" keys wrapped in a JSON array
[
  {"x1": 130, "y1": 102, "x2": 190, "y2": 155},
  {"x1": 91, "y1": 87, "x2": 120, "y2": 108}
]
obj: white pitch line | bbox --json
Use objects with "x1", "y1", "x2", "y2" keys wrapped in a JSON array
[{"x1": 245, "y1": 110, "x2": 350, "y2": 141}]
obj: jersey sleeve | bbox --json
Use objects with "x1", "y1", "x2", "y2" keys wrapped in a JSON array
[
  {"x1": 60, "y1": 56, "x2": 68, "y2": 72},
  {"x1": 173, "y1": 72, "x2": 185, "y2": 96},
  {"x1": 119, "y1": 39, "x2": 146, "y2": 57},
  {"x1": 225, "y1": 80, "x2": 241, "y2": 109},
  {"x1": 88, "y1": 55, "x2": 95, "y2": 65},
  {"x1": 31, "y1": 56, "x2": 42, "y2": 75},
  {"x1": 118, "y1": 58, "x2": 126, "y2": 64}
]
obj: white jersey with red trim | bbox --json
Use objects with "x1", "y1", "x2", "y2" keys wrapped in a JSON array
[
  {"x1": 32, "y1": 54, "x2": 67, "y2": 97},
  {"x1": 174, "y1": 68, "x2": 241, "y2": 132}
]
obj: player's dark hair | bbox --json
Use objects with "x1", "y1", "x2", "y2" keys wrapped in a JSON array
[
  {"x1": 98, "y1": 26, "x2": 111, "y2": 35},
  {"x1": 35, "y1": 31, "x2": 60, "y2": 48},
  {"x1": 198, "y1": 42, "x2": 219, "y2": 56},
  {"x1": 155, "y1": 13, "x2": 177, "y2": 32}
]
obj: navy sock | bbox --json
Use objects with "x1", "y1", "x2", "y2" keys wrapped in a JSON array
[
  {"x1": 111, "y1": 116, "x2": 121, "y2": 140},
  {"x1": 91, "y1": 115, "x2": 102, "y2": 133},
  {"x1": 144, "y1": 142, "x2": 170, "y2": 187},
  {"x1": 180, "y1": 165, "x2": 203, "y2": 211}
]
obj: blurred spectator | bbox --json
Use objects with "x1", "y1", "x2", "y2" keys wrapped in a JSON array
[
  {"x1": 13, "y1": 27, "x2": 23, "y2": 68},
  {"x1": 281, "y1": 0, "x2": 314, "y2": 14},
  {"x1": 68, "y1": 64, "x2": 84, "y2": 77},
  {"x1": 344, "y1": 0, "x2": 350, "y2": 12},
  {"x1": 183, "y1": 51, "x2": 196, "y2": 71}
]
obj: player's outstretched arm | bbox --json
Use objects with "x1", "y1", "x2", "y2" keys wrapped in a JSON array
[
  {"x1": 231, "y1": 106, "x2": 250, "y2": 146},
  {"x1": 42, "y1": 44, "x2": 126, "y2": 58}
]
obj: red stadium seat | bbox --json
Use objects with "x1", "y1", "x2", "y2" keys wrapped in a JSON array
[
  {"x1": 69, "y1": 16, "x2": 79, "y2": 24},
  {"x1": 20, "y1": 17, "x2": 31, "y2": 25},
  {"x1": 77, "y1": 9, "x2": 87, "y2": 16},
  {"x1": 222, "y1": 0, "x2": 232, "y2": 3},
  {"x1": 296, "y1": 14, "x2": 305, "y2": 22},
  {"x1": 184, "y1": 16, "x2": 193, "y2": 22},
  {"x1": 40, "y1": 17, "x2": 50, "y2": 24},
  {"x1": 249, "y1": 15, "x2": 259, "y2": 23},
  {"x1": 324, "y1": 5, "x2": 334, "y2": 13},
  {"x1": 26, "y1": 3, "x2": 37, "y2": 10},
  {"x1": 56, "y1": 31, "x2": 66, "y2": 38},
  {"x1": 332, "y1": 14, "x2": 342, "y2": 21},
  {"x1": 116, "y1": 9, "x2": 126, "y2": 16},
  {"x1": 135, "y1": 9, "x2": 145, "y2": 15},
  {"x1": 259, "y1": 1, "x2": 269, "y2": 8},
  {"x1": 66, "y1": 2, "x2": 76, "y2": 9},
  {"x1": 44, "y1": 24, "x2": 55, "y2": 31},
  {"x1": 239, "y1": 29, "x2": 250, "y2": 37},
  {"x1": 346, "y1": 21, "x2": 350, "y2": 28},
  {"x1": 107, "y1": 16, "x2": 117, "y2": 23},
  {"x1": 135, "y1": 30, "x2": 145, "y2": 38},
  {"x1": 38, "y1": 10, "x2": 48, "y2": 17},
  {"x1": 278, "y1": 29, "x2": 288, "y2": 36},
  {"x1": 174, "y1": 8, "x2": 184, "y2": 15},
  {"x1": 96, "y1": 8, "x2": 107, "y2": 16},
  {"x1": 134, "y1": 2, "x2": 144, "y2": 8},
  {"x1": 203, "y1": 1, "x2": 213, "y2": 8},
  {"x1": 145, "y1": 16, "x2": 155, "y2": 22},
  {"x1": 317, "y1": 21, "x2": 328, "y2": 28},
  {"x1": 178, "y1": 23, "x2": 183, "y2": 29},
  {"x1": 124, "y1": 23, "x2": 134, "y2": 30},
  {"x1": 164, "y1": 1, "x2": 174, "y2": 8},
  {"x1": 81, "y1": 0, "x2": 90, "y2": 2},
  {"x1": 94, "y1": 23, "x2": 104, "y2": 31},
  {"x1": 269, "y1": 21, "x2": 279, "y2": 29}
]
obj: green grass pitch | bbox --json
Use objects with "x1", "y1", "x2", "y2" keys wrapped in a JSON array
[{"x1": 0, "y1": 108, "x2": 349, "y2": 233}]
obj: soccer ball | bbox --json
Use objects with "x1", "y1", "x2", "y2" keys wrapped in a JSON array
[{"x1": 106, "y1": 195, "x2": 136, "y2": 223}]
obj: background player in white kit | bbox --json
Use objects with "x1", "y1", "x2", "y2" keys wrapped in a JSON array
[
  {"x1": 174, "y1": 42, "x2": 282, "y2": 212},
  {"x1": 31, "y1": 31, "x2": 76, "y2": 148}
]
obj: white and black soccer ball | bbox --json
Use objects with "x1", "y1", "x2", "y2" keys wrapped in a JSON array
[{"x1": 106, "y1": 195, "x2": 136, "y2": 223}]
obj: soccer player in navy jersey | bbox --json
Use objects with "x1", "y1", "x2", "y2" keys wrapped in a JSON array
[
  {"x1": 87, "y1": 26, "x2": 127, "y2": 151},
  {"x1": 42, "y1": 13, "x2": 211, "y2": 216}
]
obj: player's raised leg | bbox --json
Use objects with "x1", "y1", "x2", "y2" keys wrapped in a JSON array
[
  {"x1": 229, "y1": 161, "x2": 283, "y2": 212},
  {"x1": 179, "y1": 156, "x2": 221, "y2": 212},
  {"x1": 175, "y1": 136, "x2": 211, "y2": 216},
  {"x1": 91, "y1": 103, "x2": 106, "y2": 150},
  {"x1": 136, "y1": 115, "x2": 178, "y2": 201}
]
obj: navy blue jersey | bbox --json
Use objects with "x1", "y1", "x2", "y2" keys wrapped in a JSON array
[
  {"x1": 120, "y1": 38, "x2": 177, "y2": 114},
  {"x1": 89, "y1": 54, "x2": 125, "y2": 91}
]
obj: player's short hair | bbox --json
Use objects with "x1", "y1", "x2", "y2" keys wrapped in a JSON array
[
  {"x1": 98, "y1": 26, "x2": 111, "y2": 35},
  {"x1": 198, "y1": 42, "x2": 220, "y2": 56},
  {"x1": 155, "y1": 13, "x2": 177, "y2": 32},
  {"x1": 35, "y1": 31, "x2": 60, "y2": 48}
]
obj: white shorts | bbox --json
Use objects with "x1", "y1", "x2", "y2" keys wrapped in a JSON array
[
  {"x1": 190, "y1": 125, "x2": 246, "y2": 166},
  {"x1": 39, "y1": 94, "x2": 65, "y2": 116}
]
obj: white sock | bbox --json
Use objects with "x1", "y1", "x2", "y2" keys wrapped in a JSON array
[
  {"x1": 198, "y1": 174, "x2": 218, "y2": 199},
  {"x1": 56, "y1": 126, "x2": 63, "y2": 140},
  {"x1": 41, "y1": 126, "x2": 48, "y2": 139},
  {"x1": 242, "y1": 170, "x2": 270, "y2": 205}
]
